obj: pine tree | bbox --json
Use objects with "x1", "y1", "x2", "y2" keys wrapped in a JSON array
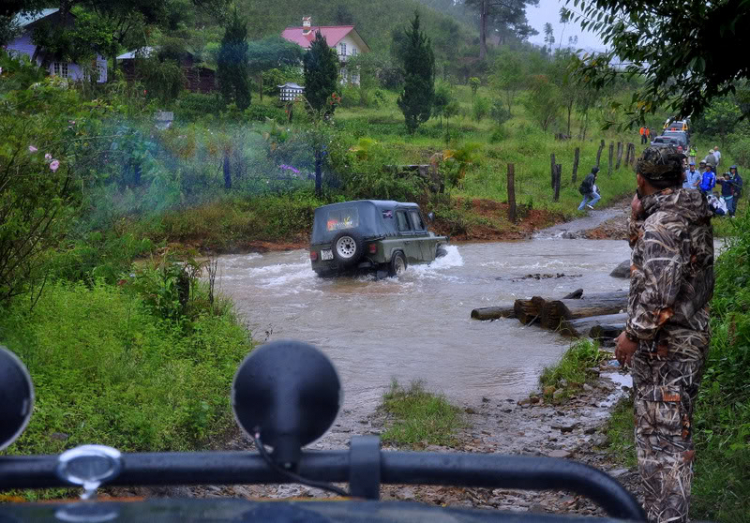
[
  {"x1": 303, "y1": 30, "x2": 339, "y2": 115},
  {"x1": 397, "y1": 13, "x2": 435, "y2": 134},
  {"x1": 218, "y1": 9, "x2": 251, "y2": 110}
]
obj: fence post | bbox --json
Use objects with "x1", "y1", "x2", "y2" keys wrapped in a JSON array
[
  {"x1": 607, "y1": 142, "x2": 614, "y2": 175},
  {"x1": 596, "y1": 139, "x2": 605, "y2": 167},
  {"x1": 550, "y1": 153, "x2": 556, "y2": 189},
  {"x1": 553, "y1": 164, "x2": 562, "y2": 202},
  {"x1": 507, "y1": 163, "x2": 517, "y2": 223},
  {"x1": 572, "y1": 147, "x2": 580, "y2": 183},
  {"x1": 628, "y1": 143, "x2": 636, "y2": 166},
  {"x1": 616, "y1": 142, "x2": 623, "y2": 170}
]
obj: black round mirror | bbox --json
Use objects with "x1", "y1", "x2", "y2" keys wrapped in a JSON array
[
  {"x1": 232, "y1": 340, "x2": 341, "y2": 467},
  {"x1": 0, "y1": 346, "x2": 34, "y2": 451}
]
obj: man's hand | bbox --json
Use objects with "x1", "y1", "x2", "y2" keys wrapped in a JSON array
[
  {"x1": 615, "y1": 332, "x2": 638, "y2": 366},
  {"x1": 631, "y1": 193, "x2": 644, "y2": 219}
]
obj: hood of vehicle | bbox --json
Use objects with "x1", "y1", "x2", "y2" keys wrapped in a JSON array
[{"x1": 0, "y1": 499, "x2": 628, "y2": 523}]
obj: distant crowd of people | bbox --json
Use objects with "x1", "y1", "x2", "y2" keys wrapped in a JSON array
[
  {"x1": 577, "y1": 145, "x2": 742, "y2": 217},
  {"x1": 682, "y1": 146, "x2": 743, "y2": 217}
]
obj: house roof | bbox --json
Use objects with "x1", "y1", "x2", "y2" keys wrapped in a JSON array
[
  {"x1": 281, "y1": 26, "x2": 357, "y2": 50},
  {"x1": 116, "y1": 47, "x2": 156, "y2": 60},
  {"x1": 13, "y1": 8, "x2": 59, "y2": 28}
]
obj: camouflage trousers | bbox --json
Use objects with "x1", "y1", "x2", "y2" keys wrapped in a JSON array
[{"x1": 631, "y1": 328, "x2": 709, "y2": 523}]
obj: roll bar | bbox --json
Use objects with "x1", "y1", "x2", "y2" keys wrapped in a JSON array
[{"x1": 0, "y1": 436, "x2": 645, "y2": 521}]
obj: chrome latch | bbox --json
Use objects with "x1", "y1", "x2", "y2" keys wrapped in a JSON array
[{"x1": 56, "y1": 445, "x2": 123, "y2": 500}]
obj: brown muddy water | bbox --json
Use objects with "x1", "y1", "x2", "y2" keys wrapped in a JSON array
[{"x1": 216, "y1": 209, "x2": 631, "y2": 415}]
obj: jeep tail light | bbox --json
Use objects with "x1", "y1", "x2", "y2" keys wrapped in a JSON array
[
  {"x1": 368, "y1": 244, "x2": 377, "y2": 254},
  {"x1": 310, "y1": 250, "x2": 318, "y2": 261}
]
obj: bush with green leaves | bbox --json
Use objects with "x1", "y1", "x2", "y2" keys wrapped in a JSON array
[
  {"x1": 472, "y1": 96, "x2": 490, "y2": 122},
  {"x1": 0, "y1": 280, "x2": 252, "y2": 455}
]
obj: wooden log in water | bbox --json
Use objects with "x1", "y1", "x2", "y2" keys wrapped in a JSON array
[
  {"x1": 471, "y1": 304, "x2": 516, "y2": 321},
  {"x1": 541, "y1": 291, "x2": 628, "y2": 330},
  {"x1": 513, "y1": 289, "x2": 582, "y2": 325},
  {"x1": 514, "y1": 297, "x2": 546, "y2": 325},
  {"x1": 559, "y1": 313, "x2": 628, "y2": 337},
  {"x1": 590, "y1": 322, "x2": 626, "y2": 342}
]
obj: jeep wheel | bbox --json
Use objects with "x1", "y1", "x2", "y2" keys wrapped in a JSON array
[
  {"x1": 388, "y1": 251, "x2": 407, "y2": 277},
  {"x1": 331, "y1": 231, "x2": 364, "y2": 268},
  {"x1": 436, "y1": 245, "x2": 448, "y2": 258}
]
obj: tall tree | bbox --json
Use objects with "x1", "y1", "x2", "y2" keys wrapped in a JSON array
[
  {"x1": 523, "y1": 74, "x2": 560, "y2": 131},
  {"x1": 218, "y1": 9, "x2": 251, "y2": 110},
  {"x1": 303, "y1": 30, "x2": 339, "y2": 115},
  {"x1": 562, "y1": 0, "x2": 750, "y2": 123},
  {"x1": 491, "y1": 48, "x2": 524, "y2": 117},
  {"x1": 464, "y1": 0, "x2": 539, "y2": 59},
  {"x1": 397, "y1": 13, "x2": 435, "y2": 134},
  {"x1": 246, "y1": 35, "x2": 302, "y2": 100}
]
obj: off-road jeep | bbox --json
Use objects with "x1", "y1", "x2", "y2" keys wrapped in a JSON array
[{"x1": 309, "y1": 200, "x2": 449, "y2": 277}]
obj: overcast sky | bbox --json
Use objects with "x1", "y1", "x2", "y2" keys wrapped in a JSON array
[{"x1": 525, "y1": 0, "x2": 606, "y2": 52}]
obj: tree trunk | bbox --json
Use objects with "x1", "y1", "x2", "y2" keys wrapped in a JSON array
[
  {"x1": 616, "y1": 142, "x2": 623, "y2": 170},
  {"x1": 596, "y1": 139, "x2": 605, "y2": 167},
  {"x1": 572, "y1": 147, "x2": 580, "y2": 183},
  {"x1": 550, "y1": 153, "x2": 556, "y2": 189},
  {"x1": 541, "y1": 291, "x2": 628, "y2": 330},
  {"x1": 507, "y1": 163, "x2": 516, "y2": 223},
  {"x1": 559, "y1": 313, "x2": 628, "y2": 337},
  {"x1": 479, "y1": 0, "x2": 488, "y2": 60},
  {"x1": 567, "y1": 101, "x2": 573, "y2": 136},
  {"x1": 607, "y1": 142, "x2": 614, "y2": 175},
  {"x1": 223, "y1": 151, "x2": 232, "y2": 190},
  {"x1": 315, "y1": 149, "x2": 322, "y2": 196},
  {"x1": 471, "y1": 304, "x2": 516, "y2": 321}
]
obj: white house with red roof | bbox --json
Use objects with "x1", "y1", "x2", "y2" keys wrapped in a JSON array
[{"x1": 281, "y1": 17, "x2": 370, "y2": 85}]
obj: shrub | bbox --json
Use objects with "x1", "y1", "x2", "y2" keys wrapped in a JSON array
[
  {"x1": 176, "y1": 93, "x2": 225, "y2": 122},
  {"x1": 244, "y1": 104, "x2": 286, "y2": 124},
  {"x1": 0, "y1": 281, "x2": 252, "y2": 455}
]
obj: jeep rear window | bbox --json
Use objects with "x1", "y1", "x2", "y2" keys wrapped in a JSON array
[{"x1": 326, "y1": 207, "x2": 359, "y2": 232}]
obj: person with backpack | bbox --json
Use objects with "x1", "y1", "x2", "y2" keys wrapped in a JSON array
[
  {"x1": 578, "y1": 167, "x2": 601, "y2": 210},
  {"x1": 699, "y1": 162, "x2": 716, "y2": 194}
]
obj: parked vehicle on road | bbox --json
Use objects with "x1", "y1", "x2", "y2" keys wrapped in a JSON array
[
  {"x1": 309, "y1": 200, "x2": 449, "y2": 277},
  {"x1": 662, "y1": 130, "x2": 689, "y2": 148}
]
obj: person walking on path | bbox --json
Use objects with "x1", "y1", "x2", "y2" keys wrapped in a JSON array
[
  {"x1": 688, "y1": 146, "x2": 697, "y2": 165},
  {"x1": 640, "y1": 126, "x2": 647, "y2": 144},
  {"x1": 616, "y1": 146, "x2": 714, "y2": 523},
  {"x1": 699, "y1": 163, "x2": 717, "y2": 194},
  {"x1": 718, "y1": 166, "x2": 743, "y2": 216},
  {"x1": 683, "y1": 162, "x2": 700, "y2": 190},
  {"x1": 729, "y1": 165, "x2": 742, "y2": 215},
  {"x1": 718, "y1": 172, "x2": 735, "y2": 215},
  {"x1": 578, "y1": 167, "x2": 601, "y2": 210},
  {"x1": 704, "y1": 149, "x2": 718, "y2": 168}
]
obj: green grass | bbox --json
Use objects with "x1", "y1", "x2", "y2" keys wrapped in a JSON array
[
  {"x1": 0, "y1": 281, "x2": 253, "y2": 456},
  {"x1": 380, "y1": 380, "x2": 463, "y2": 448},
  {"x1": 539, "y1": 340, "x2": 607, "y2": 402},
  {"x1": 603, "y1": 397, "x2": 638, "y2": 468}
]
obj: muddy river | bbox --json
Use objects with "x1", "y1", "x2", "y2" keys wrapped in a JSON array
[{"x1": 217, "y1": 209, "x2": 630, "y2": 414}]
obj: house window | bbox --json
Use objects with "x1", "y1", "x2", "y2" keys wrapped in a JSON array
[
  {"x1": 351, "y1": 48, "x2": 358, "y2": 56},
  {"x1": 339, "y1": 43, "x2": 347, "y2": 56},
  {"x1": 52, "y1": 62, "x2": 69, "y2": 78}
]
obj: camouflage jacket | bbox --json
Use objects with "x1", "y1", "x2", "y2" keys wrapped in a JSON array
[{"x1": 626, "y1": 188, "x2": 714, "y2": 344}]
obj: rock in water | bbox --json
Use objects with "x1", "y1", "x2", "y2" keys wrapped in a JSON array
[{"x1": 610, "y1": 260, "x2": 631, "y2": 279}]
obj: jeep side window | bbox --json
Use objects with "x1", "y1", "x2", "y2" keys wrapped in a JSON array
[
  {"x1": 409, "y1": 211, "x2": 425, "y2": 231},
  {"x1": 396, "y1": 211, "x2": 411, "y2": 232}
]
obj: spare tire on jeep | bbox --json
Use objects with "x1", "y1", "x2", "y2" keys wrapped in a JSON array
[{"x1": 331, "y1": 230, "x2": 364, "y2": 268}]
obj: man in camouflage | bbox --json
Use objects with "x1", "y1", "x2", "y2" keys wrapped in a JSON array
[{"x1": 615, "y1": 146, "x2": 714, "y2": 523}]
